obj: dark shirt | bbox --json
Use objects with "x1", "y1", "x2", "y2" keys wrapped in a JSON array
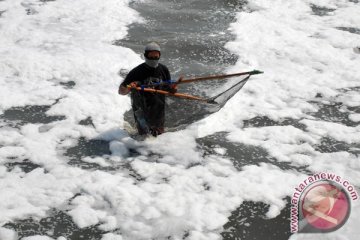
[
  {"x1": 120, "y1": 63, "x2": 171, "y2": 129},
  {"x1": 121, "y1": 62, "x2": 171, "y2": 89}
]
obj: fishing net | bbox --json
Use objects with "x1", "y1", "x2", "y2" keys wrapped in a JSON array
[
  {"x1": 123, "y1": 75, "x2": 250, "y2": 132},
  {"x1": 208, "y1": 75, "x2": 250, "y2": 106}
]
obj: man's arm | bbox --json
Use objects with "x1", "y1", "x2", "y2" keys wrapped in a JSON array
[
  {"x1": 118, "y1": 82, "x2": 139, "y2": 95},
  {"x1": 118, "y1": 69, "x2": 135, "y2": 95}
]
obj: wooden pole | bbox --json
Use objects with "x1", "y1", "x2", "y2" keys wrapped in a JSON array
[
  {"x1": 176, "y1": 70, "x2": 263, "y2": 84},
  {"x1": 128, "y1": 86, "x2": 210, "y2": 102}
]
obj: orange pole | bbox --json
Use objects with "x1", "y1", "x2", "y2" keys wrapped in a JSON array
[{"x1": 128, "y1": 86, "x2": 210, "y2": 102}]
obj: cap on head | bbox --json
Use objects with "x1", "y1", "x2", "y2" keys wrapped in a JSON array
[
  {"x1": 145, "y1": 42, "x2": 161, "y2": 53},
  {"x1": 144, "y1": 42, "x2": 161, "y2": 68}
]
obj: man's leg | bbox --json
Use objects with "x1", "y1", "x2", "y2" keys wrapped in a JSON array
[
  {"x1": 133, "y1": 108, "x2": 150, "y2": 135},
  {"x1": 150, "y1": 126, "x2": 164, "y2": 137}
]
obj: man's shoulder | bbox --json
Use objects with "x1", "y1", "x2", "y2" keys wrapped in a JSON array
[
  {"x1": 158, "y1": 63, "x2": 169, "y2": 71},
  {"x1": 130, "y1": 62, "x2": 147, "y2": 73},
  {"x1": 121, "y1": 63, "x2": 147, "y2": 86},
  {"x1": 129, "y1": 62, "x2": 168, "y2": 74}
]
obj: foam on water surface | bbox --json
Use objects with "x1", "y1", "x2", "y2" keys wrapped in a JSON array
[{"x1": 0, "y1": 0, "x2": 359, "y2": 239}]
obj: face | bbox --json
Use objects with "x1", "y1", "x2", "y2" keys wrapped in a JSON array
[{"x1": 147, "y1": 51, "x2": 160, "y2": 60}]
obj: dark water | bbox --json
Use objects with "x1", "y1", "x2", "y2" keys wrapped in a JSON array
[
  {"x1": 4, "y1": 209, "x2": 108, "y2": 240},
  {"x1": 197, "y1": 132, "x2": 312, "y2": 174},
  {"x1": 310, "y1": 4, "x2": 336, "y2": 16},
  {"x1": 2, "y1": 0, "x2": 360, "y2": 239},
  {"x1": 1, "y1": 103, "x2": 66, "y2": 127},
  {"x1": 116, "y1": 0, "x2": 242, "y2": 75},
  {"x1": 222, "y1": 198, "x2": 292, "y2": 240}
]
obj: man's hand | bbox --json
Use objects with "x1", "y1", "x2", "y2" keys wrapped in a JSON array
[
  {"x1": 129, "y1": 81, "x2": 139, "y2": 88},
  {"x1": 168, "y1": 84, "x2": 177, "y2": 94},
  {"x1": 177, "y1": 75, "x2": 184, "y2": 83},
  {"x1": 118, "y1": 81, "x2": 139, "y2": 95},
  {"x1": 168, "y1": 76, "x2": 183, "y2": 94}
]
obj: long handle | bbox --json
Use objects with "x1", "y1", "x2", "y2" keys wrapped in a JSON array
[
  {"x1": 126, "y1": 69, "x2": 263, "y2": 103},
  {"x1": 176, "y1": 69, "x2": 263, "y2": 84},
  {"x1": 128, "y1": 86, "x2": 211, "y2": 103}
]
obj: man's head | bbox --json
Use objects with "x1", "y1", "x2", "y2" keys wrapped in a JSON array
[{"x1": 144, "y1": 42, "x2": 161, "y2": 68}]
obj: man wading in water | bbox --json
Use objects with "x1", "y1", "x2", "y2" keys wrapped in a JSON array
[{"x1": 118, "y1": 42, "x2": 178, "y2": 137}]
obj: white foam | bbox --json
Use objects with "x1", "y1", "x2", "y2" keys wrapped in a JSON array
[
  {"x1": 300, "y1": 119, "x2": 360, "y2": 144},
  {"x1": 21, "y1": 236, "x2": 55, "y2": 240},
  {"x1": 0, "y1": 227, "x2": 18, "y2": 240},
  {"x1": 0, "y1": 0, "x2": 142, "y2": 125},
  {"x1": 0, "y1": 0, "x2": 359, "y2": 239},
  {"x1": 227, "y1": 125, "x2": 319, "y2": 164},
  {"x1": 349, "y1": 113, "x2": 360, "y2": 122},
  {"x1": 101, "y1": 233, "x2": 123, "y2": 240}
]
